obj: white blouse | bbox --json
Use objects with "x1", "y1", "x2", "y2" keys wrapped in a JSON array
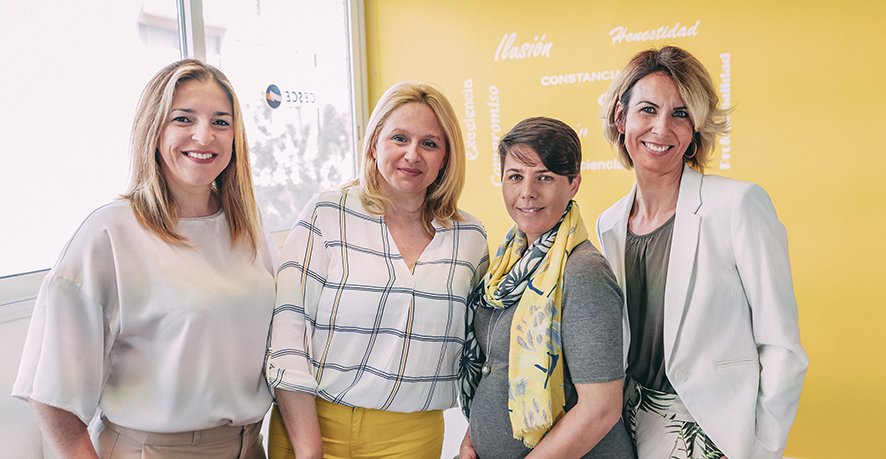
[{"x1": 13, "y1": 200, "x2": 278, "y2": 433}]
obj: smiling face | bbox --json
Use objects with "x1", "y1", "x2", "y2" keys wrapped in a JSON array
[
  {"x1": 157, "y1": 78, "x2": 234, "y2": 201},
  {"x1": 372, "y1": 102, "x2": 447, "y2": 204},
  {"x1": 617, "y1": 72, "x2": 694, "y2": 178},
  {"x1": 502, "y1": 145, "x2": 580, "y2": 245}
]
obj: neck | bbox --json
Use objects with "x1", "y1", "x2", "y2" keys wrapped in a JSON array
[
  {"x1": 378, "y1": 182, "x2": 427, "y2": 221},
  {"x1": 633, "y1": 165, "x2": 682, "y2": 213},
  {"x1": 383, "y1": 199, "x2": 424, "y2": 225},
  {"x1": 172, "y1": 187, "x2": 220, "y2": 218}
]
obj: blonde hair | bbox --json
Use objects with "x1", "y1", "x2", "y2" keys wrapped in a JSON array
[
  {"x1": 346, "y1": 81, "x2": 466, "y2": 236},
  {"x1": 122, "y1": 59, "x2": 262, "y2": 255},
  {"x1": 600, "y1": 46, "x2": 731, "y2": 173}
]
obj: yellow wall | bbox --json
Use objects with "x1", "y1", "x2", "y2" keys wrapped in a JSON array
[{"x1": 364, "y1": 0, "x2": 886, "y2": 457}]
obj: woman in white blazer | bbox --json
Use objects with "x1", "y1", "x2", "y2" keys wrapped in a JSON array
[{"x1": 595, "y1": 46, "x2": 808, "y2": 459}]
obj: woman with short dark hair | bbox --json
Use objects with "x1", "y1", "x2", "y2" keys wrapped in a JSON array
[{"x1": 459, "y1": 117, "x2": 632, "y2": 459}]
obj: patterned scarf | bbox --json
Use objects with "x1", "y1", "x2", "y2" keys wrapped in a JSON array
[{"x1": 460, "y1": 201, "x2": 588, "y2": 447}]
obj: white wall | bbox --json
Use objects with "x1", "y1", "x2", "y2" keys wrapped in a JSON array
[{"x1": 1, "y1": 272, "x2": 47, "y2": 458}]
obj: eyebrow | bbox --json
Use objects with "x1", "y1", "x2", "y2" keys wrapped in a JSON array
[
  {"x1": 505, "y1": 166, "x2": 551, "y2": 174},
  {"x1": 637, "y1": 100, "x2": 688, "y2": 111},
  {"x1": 170, "y1": 108, "x2": 233, "y2": 117},
  {"x1": 391, "y1": 128, "x2": 443, "y2": 142}
]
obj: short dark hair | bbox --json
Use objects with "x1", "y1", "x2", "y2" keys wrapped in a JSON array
[{"x1": 499, "y1": 117, "x2": 581, "y2": 182}]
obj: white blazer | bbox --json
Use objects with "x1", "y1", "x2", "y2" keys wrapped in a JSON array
[{"x1": 596, "y1": 164, "x2": 808, "y2": 459}]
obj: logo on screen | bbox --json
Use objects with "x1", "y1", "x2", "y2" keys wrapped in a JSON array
[{"x1": 266, "y1": 85, "x2": 282, "y2": 109}]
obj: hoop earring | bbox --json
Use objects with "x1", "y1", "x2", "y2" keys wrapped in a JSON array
[{"x1": 685, "y1": 142, "x2": 698, "y2": 159}]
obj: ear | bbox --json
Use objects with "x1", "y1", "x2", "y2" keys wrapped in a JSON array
[
  {"x1": 614, "y1": 102, "x2": 626, "y2": 134},
  {"x1": 569, "y1": 173, "x2": 581, "y2": 199}
]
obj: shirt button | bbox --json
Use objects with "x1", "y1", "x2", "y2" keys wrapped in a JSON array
[{"x1": 674, "y1": 370, "x2": 687, "y2": 381}]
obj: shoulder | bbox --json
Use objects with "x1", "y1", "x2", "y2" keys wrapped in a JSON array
[
  {"x1": 456, "y1": 208, "x2": 483, "y2": 227},
  {"x1": 696, "y1": 174, "x2": 775, "y2": 216},
  {"x1": 322, "y1": 188, "x2": 378, "y2": 219},
  {"x1": 62, "y1": 200, "x2": 139, "y2": 250},
  {"x1": 298, "y1": 189, "x2": 368, "y2": 221},
  {"x1": 79, "y1": 200, "x2": 135, "y2": 229},
  {"x1": 697, "y1": 173, "x2": 762, "y2": 201},
  {"x1": 292, "y1": 189, "x2": 383, "y2": 238},
  {"x1": 309, "y1": 189, "x2": 349, "y2": 211},
  {"x1": 436, "y1": 210, "x2": 489, "y2": 263},
  {"x1": 564, "y1": 241, "x2": 616, "y2": 285},
  {"x1": 596, "y1": 189, "x2": 633, "y2": 231},
  {"x1": 49, "y1": 201, "x2": 136, "y2": 284},
  {"x1": 561, "y1": 242, "x2": 623, "y2": 324},
  {"x1": 450, "y1": 209, "x2": 488, "y2": 238}
]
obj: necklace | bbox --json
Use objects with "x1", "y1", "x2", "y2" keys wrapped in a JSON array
[{"x1": 481, "y1": 308, "x2": 505, "y2": 375}]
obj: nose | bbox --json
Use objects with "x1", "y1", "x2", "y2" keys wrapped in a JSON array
[
  {"x1": 517, "y1": 178, "x2": 537, "y2": 200},
  {"x1": 403, "y1": 141, "x2": 421, "y2": 162},
  {"x1": 651, "y1": 114, "x2": 670, "y2": 136},
  {"x1": 192, "y1": 120, "x2": 214, "y2": 145}
]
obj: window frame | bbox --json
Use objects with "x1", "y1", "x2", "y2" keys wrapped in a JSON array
[{"x1": 0, "y1": 0, "x2": 367, "y2": 299}]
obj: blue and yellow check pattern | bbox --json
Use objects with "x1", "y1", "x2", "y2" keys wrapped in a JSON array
[{"x1": 267, "y1": 189, "x2": 489, "y2": 413}]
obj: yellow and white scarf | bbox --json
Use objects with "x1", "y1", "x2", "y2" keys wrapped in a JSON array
[{"x1": 460, "y1": 201, "x2": 588, "y2": 447}]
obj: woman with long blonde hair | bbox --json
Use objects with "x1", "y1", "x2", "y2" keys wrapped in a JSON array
[
  {"x1": 266, "y1": 81, "x2": 489, "y2": 459},
  {"x1": 14, "y1": 59, "x2": 277, "y2": 458}
]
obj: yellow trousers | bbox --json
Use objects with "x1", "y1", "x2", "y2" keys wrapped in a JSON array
[{"x1": 268, "y1": 399, "x2": 443, "y2": 459}]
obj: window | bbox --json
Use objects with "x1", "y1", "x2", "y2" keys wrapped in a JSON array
[
  {"x1": 203, "y1": 0, "x2": 357, "y2": 231},
  {"x1": 0, "y1": 0, "x2": 359, "y2": 278}
]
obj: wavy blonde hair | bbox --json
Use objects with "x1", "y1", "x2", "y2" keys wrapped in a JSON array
[
  {"x1": 346, "y1": 81, "x2": 466, "y2": 237},
  {"x1": 122, "y1": 59, "x2": 262, "y2": 255},
  {"x1": 600, "y1": 46, "x2": 731, "y2": 173}
]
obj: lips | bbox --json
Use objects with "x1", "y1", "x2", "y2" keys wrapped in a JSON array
[
  {"x1": 398, "y1": 167, "x2": 422, "y2": 176},
  {"x1": 185, "y1": 151, "x2": 216, "y2": 160},
  {"x1": 517, "y1": 206, "x2": 544, "y2": 214},
  {"x1": 642, "y1": 141, "x2": 671, "y2": 153}
]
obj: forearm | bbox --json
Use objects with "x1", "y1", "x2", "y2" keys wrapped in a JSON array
[
  {"x1": 29, "y1": 399, "x2": 99, "y2": 459},
  {"x1": 275, "y1": 389, "x2": 323, "y2": 459},
  {"x1": 525, "y1": 380, "x2": 622, "y2": 459}
]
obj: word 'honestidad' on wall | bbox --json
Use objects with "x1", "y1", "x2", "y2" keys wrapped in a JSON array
[{"x1": 418, "y1": 17, "x2": 735, "y2": 191}]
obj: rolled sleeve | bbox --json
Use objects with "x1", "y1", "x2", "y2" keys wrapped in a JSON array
[{"x1": 267, "y1": 198, "x2": 328, "y2": 395}]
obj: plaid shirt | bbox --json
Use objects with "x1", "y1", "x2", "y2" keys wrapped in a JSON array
[{"x1": 267, "y1": 189, "x2": 489, "y2": 412}]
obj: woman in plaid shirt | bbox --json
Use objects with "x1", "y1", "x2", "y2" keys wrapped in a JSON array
[{"x1": 266, "y1": 81, "x2": 489, "y2": 459}]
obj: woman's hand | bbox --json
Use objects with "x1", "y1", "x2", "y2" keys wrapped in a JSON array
[
  {"x1": 276, "y1": 389, "x2": 324, "y2": 459},
  {"x1": 29, "y1": 399, "x2": 100, "y2": 459},
  {"x1": 459, "y1": 427, "x2": 477, "y2": 459}
]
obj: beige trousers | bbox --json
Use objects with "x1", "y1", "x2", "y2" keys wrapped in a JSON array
[{"x1": 96, "y1": 416, "x2": 266, "y2": 459}]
